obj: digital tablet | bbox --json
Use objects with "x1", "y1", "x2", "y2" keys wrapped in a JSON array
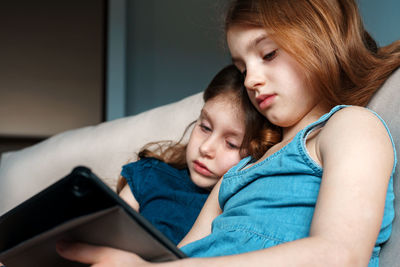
[{"x1": 0, "y1": 166, "x2": 186, "y2": 267}]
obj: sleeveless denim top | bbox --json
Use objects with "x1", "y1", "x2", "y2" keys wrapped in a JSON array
[{"x1": 181, "y1": 105, "x2": 396, "y2": 267}]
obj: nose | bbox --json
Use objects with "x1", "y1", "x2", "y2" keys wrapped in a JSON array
[
  {"x1": 244, "y1": 66, "x2": 265, "y2": 92},
  {"x1": 199, "y1": 136, "x2": 216, "y2": 158}
]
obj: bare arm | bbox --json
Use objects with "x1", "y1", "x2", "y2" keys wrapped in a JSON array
[
  {"x1": 119, "y1": 183, "x2": 140, "y2": 212},
  {"x1": 306, "y1": 107, "x2": 394, "y2": 265}
]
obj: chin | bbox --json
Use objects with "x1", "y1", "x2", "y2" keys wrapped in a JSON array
[
  {"x1": 265, "y1": 111, "x2": 290, "y2": 127},
  {"x1": 191, "y1": 176, "x2": 215, "y2": 191}
]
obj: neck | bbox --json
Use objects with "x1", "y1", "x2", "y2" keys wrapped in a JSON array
[{"x1": 281, "y1": 103, "x2": 329, "y2": 142}]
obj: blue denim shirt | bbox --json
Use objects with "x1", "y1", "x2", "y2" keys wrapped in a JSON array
[{"x1": 181, "y1": 105, "x2": 396, "y2": 267}]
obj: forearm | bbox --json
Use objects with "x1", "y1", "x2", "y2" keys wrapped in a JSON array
[
  {"x1": 166, "y1": 236, "x2": 365, "y2": 267},
  {"x1": 56, "y1": 235, "x2": 368, "y2": 266}
]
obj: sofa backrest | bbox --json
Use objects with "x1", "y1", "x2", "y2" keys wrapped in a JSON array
[
  {"x1": 0, "y1": 93, "x2": 204, "y2": 215},
  {"x1": 367, "y1": 68, "x2": 400, "y2": 266}
]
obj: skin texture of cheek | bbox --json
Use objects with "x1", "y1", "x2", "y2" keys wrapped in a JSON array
[{"x1": 215, "y1": 152, "x2": 241, "y2": 177}]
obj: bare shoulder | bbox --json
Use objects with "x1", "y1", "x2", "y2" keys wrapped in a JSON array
[
  {"x1": 325, "y1": 106, "x2": 387, "y2": 130},
  {"x1": 320, "y1": 106, "x2": 392, "y2": 143},
  {"x1": 318, "y1": 106, "x2": 394, "y2": 168}
]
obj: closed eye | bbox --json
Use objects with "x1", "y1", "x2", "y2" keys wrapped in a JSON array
[
  {"x1": 200, "y1": 123, "x2": 212, "y2": 132},
  {"x1": 263, "y1": 49, "x2": 277, "y2": 61},
  {"x1": 226, "y1": 141, "x2": 239, "y2": 149}
]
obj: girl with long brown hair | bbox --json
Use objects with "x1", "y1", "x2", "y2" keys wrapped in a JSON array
[{"x1": 115, "y1": 64, "x2": 277, "y2": 245}]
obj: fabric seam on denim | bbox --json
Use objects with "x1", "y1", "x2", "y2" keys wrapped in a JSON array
[
  {"x1": 217, "y1": 224, "x2": 287, "y2": 243},
  {"x1": 223, "y1": 144, "x2": 290, "y2": 178}
]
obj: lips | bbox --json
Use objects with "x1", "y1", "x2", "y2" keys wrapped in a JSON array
[
  {"x1": 193, "y1": 160, "x2": 213, "y2": 177},
  {"x1": 256, "y1": 94, "x2": 276, "y2": 110}
]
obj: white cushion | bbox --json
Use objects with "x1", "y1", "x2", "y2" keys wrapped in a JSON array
[{"x1": 0, "y1": 92, "x2": 204, "y2": 215}]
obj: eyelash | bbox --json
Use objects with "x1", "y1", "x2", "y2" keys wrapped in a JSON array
[
  {"x1": 227, "y1": 142, "x2": 239, "y2": 149},
  {"x1": 199, "y1": 122, "x2": 239, "y2": 149},
  {"x1": 240, "y1": 49, "x2": 278, "y2": 78},
  {"x1": 263, "y1": 49, "x2": 277, "y2": 61},
  {"x1": 200, "y1": 123, "x2": 211, "y2": 132}
]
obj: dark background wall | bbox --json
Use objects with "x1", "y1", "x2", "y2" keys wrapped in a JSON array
[
  {"x1": 117, "y1": 0, "x2": 400, "y2": 117},
  {"x1": 0, "y1": 0, "x2": 106, "y2": 154},
  {"x1": 0, "y1": 0, "x2": 399, "y2": 155},
  {"x1": 359, "y1": 0, "x2": 400, "y2": 46},
  {"x1": 0, "y1": 0, "x2": 105, "y2": 137},
  {"x1": 124, "y1": 0, "x2": 230, "y2": 116}
]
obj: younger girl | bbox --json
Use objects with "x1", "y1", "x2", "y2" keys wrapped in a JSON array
[{"x1": 117, "y1": 64, "x2": 279, "y2": 245}]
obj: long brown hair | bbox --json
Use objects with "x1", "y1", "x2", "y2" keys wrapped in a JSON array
[
  {"x1": 225, "y1": 0, "x2": 400, "y2": 108},
  {"x1": 117, "y1": 65, "x2": 280, "y2": 193}
]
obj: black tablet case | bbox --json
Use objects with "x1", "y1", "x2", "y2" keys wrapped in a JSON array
[{"x1": 0, "y1": 166, "x2": 186, "y2": 267}]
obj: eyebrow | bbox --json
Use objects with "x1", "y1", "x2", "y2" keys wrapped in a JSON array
[
  {"x1": 231, "y1": 33, "x2": 271, "y2": 64},
  {"x1": 251, "y1": 33, "x2": 270, "y2": 50},
  {"x1": 199, "y1": 108, "x2": 209, "y2": 120},
  {"x1": 200, "y1": 108, "x2": 244, "y2": 137}
]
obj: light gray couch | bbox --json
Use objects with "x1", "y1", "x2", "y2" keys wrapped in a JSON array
[
  {"x1": 0, "y1": 92, "x2": 204, "y2": 214},
  {"x1": 367, "y1": 68, "x2": 400, "y2": 266},
  {"x1": 0, "y1": 68, "x2": 399, "y2": 265}
]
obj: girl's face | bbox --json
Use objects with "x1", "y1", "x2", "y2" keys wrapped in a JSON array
[
  {"x1": 227, "y1": 25, "x2": 325, "y2": 131},
  {"x1": 186, "y1": 94, "x2": 245, "y2": 190}
]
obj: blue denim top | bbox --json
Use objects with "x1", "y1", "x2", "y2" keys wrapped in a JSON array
[
  {"x1": 181, "y1": 105, "x2": 396, "y2": 267},
  {"x1": 121, "y1": 158, "x2": 209, "y2": 245}
]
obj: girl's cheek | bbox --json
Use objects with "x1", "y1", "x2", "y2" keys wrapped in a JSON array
[{"x1": 224, "y1": 153, "x2": 241, "y2": 169}]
